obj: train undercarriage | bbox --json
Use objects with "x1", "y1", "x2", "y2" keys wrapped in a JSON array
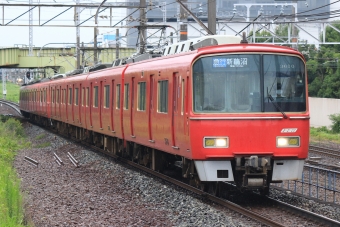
[{"x1": 26, "y1": 113, "x2": 276, "y2": 196}]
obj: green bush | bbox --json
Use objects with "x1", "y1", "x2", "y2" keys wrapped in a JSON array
[
  {"x1": 0, "y1": 118, "x2": 26, "y2": 226},
  {"x1": 329, "y1": 113, "x2": 340, "y2": 133}
]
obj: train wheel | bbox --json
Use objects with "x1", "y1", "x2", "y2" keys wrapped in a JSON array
[
  {"x1": 208, "y1": 182, "x2": 220, "y2": 197},
  {"x1": 200, "y1": 183, "x2": 207, "y2": 192},
  {"x1": 260, "y1": 187, "x2": 269, "y2": 196}
]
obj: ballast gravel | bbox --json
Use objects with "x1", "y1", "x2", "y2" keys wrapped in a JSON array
[
  {"x1": 14, "y1": 123, "x2": 260, "y2": 226},
  {"x1": 11, "y1": 120, "x2": 340, "y2": 226}
]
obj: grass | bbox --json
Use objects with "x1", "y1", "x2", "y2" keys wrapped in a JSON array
[
  {"x1": 310, "y1": 127, "x2": 340, "y2": 145},
  {"x1": 34, "y1": 142, "x2": 51, "y2": 148},
  {"x1": 0, "y1": 118, "x2": 28, "y2": 227},
  {"x1": 35, "y1": 133, "x2": 46, "y2": 140},
  {"x1": 0, "y1": 82, "x2": 21, "y2": 103}
]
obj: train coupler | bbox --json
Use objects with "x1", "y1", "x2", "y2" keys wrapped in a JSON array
[{"x1": 243, "y1": 173, "x2": 267, "y2": 188}]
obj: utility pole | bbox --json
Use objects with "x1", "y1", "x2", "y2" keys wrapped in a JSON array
[
  {"x1": 292, "y1": 1, "x2": 298, "y2": 50},
  {"x1": 207, "y1": 0, "x2": 216, "y2": 34},
  {"x1": 94, "y1": 0, "x2": 107, "y2": 65},
  {"x1": 179, "y1": 0, "x2": 188, "y2": 41},
  {"x1": 139, "y1": 0, "x2": 146, "y2": 54},
  {"x1": 116, "y1": 29, "x2": 119, "y2": 59},
  {"x1": 2, "y1": 69, "x2": 7, "y2": 99},
  {"x1": 94, "y1": 27, "x2": 98, "y2": 64},
  {"x1": 75, "y1": 0, "x2": 81, "y2": 69},
  {"x1": 28, "y1": 0, "x2": 33, "y2": 56}
]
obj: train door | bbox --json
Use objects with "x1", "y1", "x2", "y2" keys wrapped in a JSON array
[
  {"x1": 148, "y1": 75, "x2": 154, "y2": 142},
  {"x1": 130, "y1": 77, "x2": 135, "y2": 137},
  {"x1": 66, "y1": 85, "x2": 69, "y2": 122},
  {"x1": 99, "y1": 81, "x2": 103, "y2": 129},
  {"x1": 171, "y1": 73, "x2": 179, "y2": 149},
  {"x1": 70, "y1": 84, "x2": 76, "y2": 123},
  {"x1": 90, "y1": 83, "x2": 93, "y2": 127},
  {"x1": 79, "y1": 84, "x2": 82, "y2": 124},
  {"x1": 58, "y1": 86, "x2": 61, "y2": 119},
  {"x1": 110, "y1": 80, "x2": 115, "y2": 132}
]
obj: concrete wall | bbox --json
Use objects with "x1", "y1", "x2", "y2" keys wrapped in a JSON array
[{"x1": 309, "y1": 97, "x2": 340, "y2": 128}]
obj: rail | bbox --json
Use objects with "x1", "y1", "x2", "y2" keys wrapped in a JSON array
[
  {"x1": 273, "y1": 164, "x2": 340, "y2": 205},
  {"x1": 0, "y1": 99, "x2": 22, "y2": 115}
]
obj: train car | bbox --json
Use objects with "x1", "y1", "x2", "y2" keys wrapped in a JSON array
[{"x1": 19, "y1": 35, "x2": 309, "y2": 195}]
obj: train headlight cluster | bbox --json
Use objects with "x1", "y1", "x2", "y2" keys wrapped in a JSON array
[
  {"x1": 276, "y1": 136, "x2": 300, "y2": 147},
  {"x1": 204, "y1": 137, "x2": 229, "y2": 148}
]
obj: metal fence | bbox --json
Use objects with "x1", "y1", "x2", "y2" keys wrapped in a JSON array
[{"x1": 273, "y1": 164, "x2": 340, "y2": 204}]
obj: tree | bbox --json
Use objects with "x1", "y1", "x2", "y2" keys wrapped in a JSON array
[
  {"x1": 306, "y1": 21, "x2": 340, "y2": 98},
  {"x1": 248, "y1": 30, "x2": 272, "y2": 43}
]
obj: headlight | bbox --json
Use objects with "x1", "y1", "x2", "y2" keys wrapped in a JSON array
[
  {"x1": 276, "y1": 136, "x2": 300, "y2": 147},
  {"x1": 204, "y1": 137, "x2": 229, "y2": 148}
]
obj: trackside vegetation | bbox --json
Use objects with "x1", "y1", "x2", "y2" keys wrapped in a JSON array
[
  {"x1": 0, "y1": 118, "x2": 28, "y2": 227},
  {"x1": 0, "y1": 82, "x2": 21, "y2": 103}
]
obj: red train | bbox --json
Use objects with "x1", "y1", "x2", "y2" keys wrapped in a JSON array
[{"x1": 19, "y1": 35, "x2": 309, "y2": 195}]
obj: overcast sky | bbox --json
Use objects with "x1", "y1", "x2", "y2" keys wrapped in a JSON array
[{"x1": 0, "y1": 0, "x2": 128, "y2": 48}]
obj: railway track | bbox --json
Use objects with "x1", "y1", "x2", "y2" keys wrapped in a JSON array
[
  {"x1": 0, "y1": 99, "x2": 21, "y2": 115},
  {"x1": 80, "y1": 140, "x2": 340, "y2": 226},
  {"x1": 309, "y1": 145, "x2": 340, "y2": 159},
  {"x1": 6, "y1": 113, "x2": 340, "y2": 225}
]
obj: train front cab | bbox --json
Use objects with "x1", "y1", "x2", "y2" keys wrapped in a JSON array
[{"x1": 190, "y1": 49, "x2": 309, "y2": 193}]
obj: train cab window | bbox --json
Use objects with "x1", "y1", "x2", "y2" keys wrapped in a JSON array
[
  {"x1": 104, "y1": 85, "x2": 110, "y2": 108},
  {"x1": 86, "y1": 88, "x2": 89, "y2": 107},
  {"x1": 116, "y1": 84, "x2": 121, "y2": 109},
  {"x1": 157, "y1": 80, "x2": 168, "y2": 113},
  {"x1": 75, "y1": 88, "x2": 79, "y2": 106},
  {"x1": 93, "y1": 86, "x2": 98, "y2": 108},
  {"x1": 193, "y1": 54, "x2": 306, "y2": 113},
  {"x1": 124, "y1": 84, "x2": 129, "y2": 110},
  {"x1": 137, "y1": 82, "x2": 146, "y2": 111},
  {"x1": 68, "y1": 88, "x2": 73, "y2": 105}
]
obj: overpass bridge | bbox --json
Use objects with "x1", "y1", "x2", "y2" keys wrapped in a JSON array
[{"x1": 0, "y1": 45, "x2": 136, "y2": 78}]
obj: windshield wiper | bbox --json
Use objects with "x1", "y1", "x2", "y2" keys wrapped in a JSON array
[{"x1": 268, "y1": 94, "x2": 288, "y2": 119}]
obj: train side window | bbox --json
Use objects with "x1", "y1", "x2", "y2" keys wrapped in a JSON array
[
  {"x1": 75, "y1": 88, "x2": 79, "y2": 106},
  {"x1": 63, "y1": 89, "x2": 66, "y2": 104},
  {"x1": 51, "y1": 89, "x2": 54, "y2": 103},
  {"x1": 124, "y1": 84, "x2": 129, "y2": 110},
  {"x1": 40, "y1": 90, "x2": 43, "y2": 103},
  {"x1": 68, "y1": 88, "x2": 72, "y2": 105},
  {"x1": 86, "y1": 88, "x2": 89, "y2": 107},
  {"x1": 44, "y1": 89, "x2": 46, "y2": 103},
  {"x1": 93, "y1": 86, "x2": 98, "y2": 108},
  {"x1": 116, "y1": 84, "x2": 121, "y2": 109},
  {"x1": 137, "y1": 82, "x2": 146, "y2": 111},
  {"x1": 81, "y1": 88, "x2": 85, "y2": 106},
  {"x1": 104, "y1": 85, "x2": 110, "y2": 108},
  {"x1": 157, "y1": 80, "x2": 168, "y2": 113},
  {"x1": 57, "y1": 89, "x2": 60, "y2": 103}
]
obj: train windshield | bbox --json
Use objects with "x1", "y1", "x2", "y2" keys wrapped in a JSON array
[{"x1": 193, "y1": 54, "x2": 306, "y2": 113}]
